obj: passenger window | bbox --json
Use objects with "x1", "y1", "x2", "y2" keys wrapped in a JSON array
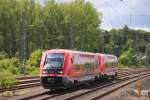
[{"x1": 71, "y1": 57, "x2": 74, "y2": 64}]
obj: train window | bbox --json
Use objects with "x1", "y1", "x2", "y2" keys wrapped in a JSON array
[
  {"x1": 47, "y1": 53, "x2": 64, "y2": 58},
  {"x1": 45, "y1": 53, "x2": 64, "y2": 68},
  {"x1": 71, "y1": 57, "x2": 74, "y2": 64}
]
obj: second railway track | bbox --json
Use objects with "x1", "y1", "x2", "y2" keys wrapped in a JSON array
[{"x1": 64, "y1": 71, "x2": 150, "y2": 100}]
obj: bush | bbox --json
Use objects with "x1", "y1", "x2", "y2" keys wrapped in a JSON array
[
  {"x1": 0, "y1": 70, "x2": 17, "y2": 91},
  {"x1": 0, "y1": 52, "x2": 8, "y2": 60},
  {"x1": 27, "y1": 49, "x2": 43, "y2": 67},
  {"x1": 0, "y1": 49, "x2": 43, "y2": 76},
  {"x1": 25, "y1": 49, "x2": 43, "y2": 75},
  {"x1": 119, "y1": 48, "x2": 133, "y2": 66},
  {"x1": 0, "y1": 59, "x2": 10, "y2": 69},
  {"x1": 0, "y1": 58, "x2": 19, "y2": 75},
  {"x1": 145, "y1": 43, "x2": 150, "y2": 66},
  {"x1": 26, "y1": 67, "x2": 39, "y2": 76}
]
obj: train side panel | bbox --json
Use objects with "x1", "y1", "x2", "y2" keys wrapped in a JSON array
[
  {"x1": 102, "y1": 54, "x2": 118, "y2": 77},
  {"x1": 67, "y1": 52, "x2": 100, "y2": 81}
]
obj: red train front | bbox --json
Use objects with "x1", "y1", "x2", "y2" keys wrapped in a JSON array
[
  {"x1": 40, "y1": 49, "x2": 72, "y2": 89},
  {"x1": 40, "y1": 49, "x2": 118, "y2": 90}
]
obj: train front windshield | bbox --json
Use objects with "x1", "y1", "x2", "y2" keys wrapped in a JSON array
[{"x1": 45, "y1": 53, "x2": 64, "y2": 68}]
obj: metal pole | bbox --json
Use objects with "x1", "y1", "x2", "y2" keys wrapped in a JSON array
[{"x1": 20, "y1": 0, "x2": 27, "y2": 74}]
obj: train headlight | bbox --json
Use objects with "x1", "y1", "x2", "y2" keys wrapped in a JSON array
[
  {"x1": 43, "y1": 70, "x2": 48, "y2": 74},
  {"x1": 59, "y1": 70, "x2": 63, "y2": 74}
]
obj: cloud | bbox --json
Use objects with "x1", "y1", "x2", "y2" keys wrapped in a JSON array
[
  {"x1": 56, "y1": 0, "x2": 71, "y2": 3},
  {"x1": 87, "y1": 0, "x2": 150, "y2": 30}
]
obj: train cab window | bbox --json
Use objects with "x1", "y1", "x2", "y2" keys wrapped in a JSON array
[{"x1": 45, "y1": 53, "x2": 64, "y2": 68}]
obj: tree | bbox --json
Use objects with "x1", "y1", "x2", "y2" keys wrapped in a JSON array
[
  {"x1": 27, "y1": 49, "x2": 43, "y2": 67},
  {"x1": 0, "y1": 0, "x2": 20, "y2": 57},
  {"x1": 119, "y1": 48, "x2": 133, "y2": 66},
  {"x1": 42, "y1": 0, "x2": 102, "y2": 51},
  {"x1": 145, "y1": 43, "x2": 150, "y2": 66},
  {"x1": 26, "y1": 49, "x2": 43, "y2": 75}
]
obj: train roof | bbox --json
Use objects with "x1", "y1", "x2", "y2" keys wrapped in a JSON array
[
  {"x1": 101, "y1": 54, "x2": 117, "y2": 57},
  {"x1": 44, "y1": 49, "x2": 96, "y2": 55},
  {"x1": 96, "y1": 53, "x2": 117, "y2": 59},
  {"x1": 44, "y1": 49, "x2": 117, "y2": 59}
]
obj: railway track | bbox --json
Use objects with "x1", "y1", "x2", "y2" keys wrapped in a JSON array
[
  {"x1": 0, "y1": 68, "x2": 142, "y2": 92},
  {"x1": 15, "y1": 68, "x2": 150, "y2": 100},
  {"x1": 15, "y1": 76, "x2": 40, "y2": 90},
  {"x1": 64, "y1": 71, "x2": 150, "y2": 100}
]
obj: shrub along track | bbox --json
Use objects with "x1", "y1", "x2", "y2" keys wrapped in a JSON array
[
  {"x1": 0, "y1": 76, "x2": 40, "y2": 92},
  {"x1": 14, "y1": 68, "x2": 150, "y2": 100}
]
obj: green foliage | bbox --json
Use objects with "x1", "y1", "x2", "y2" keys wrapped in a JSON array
[
  {"x1": 0, "y1": 52, "x2": 8, "y2": 59},
  {"x1": 26, "y1": 67, "x2": 39, "y2": 76},
  {"x1": 0, "y1": 58, "x2": 19, "y2": 75},
  {"x1": 27, "y1": 49, "x2": 43, "y2": 67},
  {"x1": 24, "y1": 49, "x2": 43, "y2": 75},
  {"x1": 0, "y1": 59, "x2": 9, "y2": 69},
  {"x1": 0, "y1": 0, "x2": 20, "y2": 57},
  {"x1": 145, "y1": 43, "x2": 150, "y2": 65},
  {"x1": 104, "y1": 26, "x2": 150, "y2": 67},
  {"x1": 0, "y1": 70, "x2": 16, "y2": 90},
  {"x1": 41, "y1": 0, "x2": 101, "y2": 51},
  {"x1": 0, "y1": 0, "x2": 102, "y2": 58},
  {"x1": 145, "y1": 43, "x2": 150, "y2": 56},
  {"x1": 119, "y1": 48, "x2": 133, "y2": 66}
]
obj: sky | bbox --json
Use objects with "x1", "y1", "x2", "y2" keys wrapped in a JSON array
[{"x1": 40, "y1": 0, "x2": 150, "y2": 31}]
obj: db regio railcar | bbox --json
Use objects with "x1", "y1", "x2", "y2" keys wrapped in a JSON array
[{"x1": 40, "y1": 49, "x2": 118, "y2": 90}]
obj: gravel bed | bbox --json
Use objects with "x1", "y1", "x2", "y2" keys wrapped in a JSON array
[
  {"x1": 0, "y1": 86, "x2": 49, "y2": 100},
  {"x1": 100, "y1": 76, "x2": 150, "y2": 100}
]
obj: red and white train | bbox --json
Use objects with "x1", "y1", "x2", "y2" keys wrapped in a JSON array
[{"x1": 40, "y1": 49, "x2": 118, "y2": 89}]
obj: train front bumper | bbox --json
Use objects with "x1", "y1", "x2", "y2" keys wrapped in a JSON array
[{"x1": 40, "y1": 76, "x2": 73, "y2": 89}]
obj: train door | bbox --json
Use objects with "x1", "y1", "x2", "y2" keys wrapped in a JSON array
[
  {"x1": 71, "y1": 54, "x2": 83, "y2": 78},
  {"x1": 93, "y1": 55, "x2": 99, "y2": 74}
]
